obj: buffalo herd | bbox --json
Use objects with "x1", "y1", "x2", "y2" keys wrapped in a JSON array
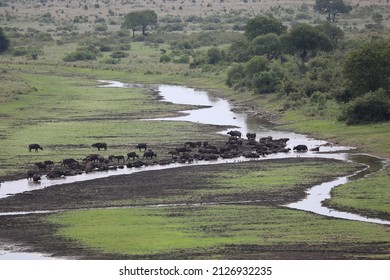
[{"x1": 26, "y1": 130, "x2": 317, "y2": 182}]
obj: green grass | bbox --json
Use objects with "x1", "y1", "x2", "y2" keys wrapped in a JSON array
[
  {"x1": 48, "y1": 205, "x2": 390, "y2": 257},
  {"x1": 211, "y1": 160, "x2": 357, "y2": 197},
  {"x1": 325, "y1": 166, "x2": 390, "y2": 220},
  {"x1": 0, "y1": 64, "x2": 227, "y2": 178},
  {"x1": 277, "y1": 108, "x2": 390, "y2": 158}
]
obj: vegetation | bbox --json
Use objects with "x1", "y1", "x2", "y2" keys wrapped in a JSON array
[
  {"x1": 0, "y1": 27, "x2": 9, "y2": 53},
  {"x1": 122, "y1": 10, "x2": 157, "y2": 38},
  {"x1": 0, "y1": 0, "x2": 389, "y2": 260},
  {"x1": 47, "y1": 204, "x2": 390, "y2": 258},
  {"x1": 314, "y1": 0, "x2": 352, "y2": 22}
]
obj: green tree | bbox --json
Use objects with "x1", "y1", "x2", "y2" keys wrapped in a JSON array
[
  {"x1": 245, "y1": 56, "x2": 269, "y2": 79},
  {"x1": 122, "y1": 10, "x2": 157, "y2": 38},
  {"x1": 226, "y1": 40, "x2": 250, "y2": 63},
  {"x1": 252, "y1": 71, "x2": 279, "y2": 94},
  {"x1": 316, "y1": 21, "x2": 344, "y2": 46},
  {"x1": 249, "y1": 33, "x2": 281, "y2": 61},
  {"x1": 139, "y1": 10, "x2": 157, "y2": 36},
  {"x1": 206, "y1": 47, "x2": 225, "y2": 65},
  {"x1": 343, "y1": 40, "x2": 390, "y2": 98},
  {"x1": 244, "y1": 16, "x2": 287, "y2": 41},
  {"x1": 0, "y1": 27, "x2": 10, "y2": 54},
  {"x1": 339, "y1": 89, "x2": 390, "y2": 124},
  {"x1": 313, "y1": 0, "x2": 352, "y2": 22},
  {"x1": 281, "y1": 23, "x2": 333, "y2": 67},
  {"x1": 226, "y1": 63, "x2": 246, "y2": 87}
]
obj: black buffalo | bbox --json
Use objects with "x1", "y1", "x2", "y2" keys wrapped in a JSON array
[
  {"x1": 143, "y1": 150, "x2": 157, "y2": 159},
  {"x1": 29, "y1": 144, "x2": 43, "y2": 152},
  {"x1": 62, "y1": 158, "x2": 79, "y2": 166},
  {"x1": 127, "y1": 152, "x2": 139, "y2": 161},
  {"x1": 92, "y1": 143, "x2": 107, "y2": 151},
  {"x1": 227, "y1": 130, "x2": 241, "y2": 138},
  {"x1": 246, "y1": 132, "x2": 256, "y2": 140},
  {"x1": 136, "y1": 143, "x2": 147, "y2": 151},
  {"x1": 109, "y1": 155, "x2": 125, "y2": 163},
  {"x1": 293, "y1": 145, "x2": 308, "y2": 152}
]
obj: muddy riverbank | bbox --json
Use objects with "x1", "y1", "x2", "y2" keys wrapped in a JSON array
[{"x1": 3, "y1": 157, "x2": 386, "y2": 260}]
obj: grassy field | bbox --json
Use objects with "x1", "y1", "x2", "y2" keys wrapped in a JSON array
[
  {"x1": 2, "y1": 158, "x2": 389, "y2": 259},
  {"x1": 46, "y1": 205, "x2": 390, "y2": 258},
  {"x1": 324, "y1": 166, "x2": 390, "y2": 220},
  {"x1": 0, "y1": 0, "x2": 389, "y2": 260}
]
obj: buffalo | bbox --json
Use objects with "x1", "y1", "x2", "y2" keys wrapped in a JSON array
[
  {"x1": 246, "y1": 132, "x2": 256, "y2": 140},
  {"x1": 293, "y1": 145, "x2": 308, "y2": 152},
  {"x1": 34, "y1": 162, "x2": 46, "y2": 170},
  {"x1": 92, "y1": 143, "x2": 107, "y2": 151},
  {"x1": 29, "y1": 144, "x2": 43, "y2": 152},
  {"x1": 84, "y1": 154, "x2": 100, "y2": 162},
  {"x1": 136, "y1": 143, "x2": 147, "y2": 151},
  {"x1": 227, "y1": 130, "x2": 241, "y2": 138},
  {"x1": 127, "y1": 152, "x2": 139, "y2": 161},
  {"x1": 109, "y1": 155, "x2": 125, "y2": 163},
  {"x1": 143, "y1": 150, "x2": 157, "y2": 160},
  {"x1": 62, "y1": 158, "x2": 79, "y2": 166}
]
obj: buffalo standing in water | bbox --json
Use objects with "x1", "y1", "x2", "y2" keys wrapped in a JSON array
[
  {"x1": 227, "y1": 130, "x2": 241, "y2": 138},
  {"x1": 293, "y1": 145, "x2": 308, "y2": 152},
  {"x1": 92, "y1": 142, "x2": 107, "y2": 151},
  {"x1": 29, "y1": 144, "x2": 43, "y2": 152}
]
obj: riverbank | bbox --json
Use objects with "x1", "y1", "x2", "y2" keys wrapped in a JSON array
[
  {"x1": 0, "y1": 66, "x2": 389, "y2": 260},
  {"x1": 2, "y1": 157, "x2": 390, "y2": 260}
]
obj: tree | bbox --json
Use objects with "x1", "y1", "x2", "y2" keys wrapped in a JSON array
[
  {"x1": 281, "y1": 23, "x2": 333, "y2": 67},
  {"x1": 249, "y1": 33, "x2": 281, "y2": 61},
  {"x1": 339, "y1": 89, "x2": 390, "y2": 124},
  {"x1": 314, "y1": 0, "x2": 352, "y2": 22},
  {"x1": 206, "y1": 47, "x2": 225, "y2": 65},
  {"x1": 0, "y1": 27, "x2": 10, "y2": 54},
  {"x1": 245, "y1": 56, "x2": 269, "y2": 80},
  {"x1": 139, "y1": 10, "x2": 157, "y2": 36},
  {"x1": 244, "y1": 16, "x2": 287, "y2": 41},
  {"x1": 316, "y1": 21, "x2": 344, "y2": 46},
  {"x1": 343, "y1": 39, "x2": 390, "y2": 98},
  {"x1": 122, "y1": 10, "x2": 157, "y2": 38}
]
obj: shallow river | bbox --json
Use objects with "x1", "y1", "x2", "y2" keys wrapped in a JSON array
[{"x1": 1, "y1": 81, "x2": 389, "y2": 259}]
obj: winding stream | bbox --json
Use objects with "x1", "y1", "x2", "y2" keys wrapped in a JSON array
[{"x1": 1, "y1": 81, "x2": 389, "y2": 259}]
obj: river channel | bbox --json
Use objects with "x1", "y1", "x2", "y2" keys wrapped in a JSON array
[{"x1": 1, "y1": 81, "x2": 389, "y2": 259}]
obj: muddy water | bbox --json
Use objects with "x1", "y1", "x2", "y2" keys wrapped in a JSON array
[{"x1": 1, "y1": 81, "x2": 389, "y2": 259}]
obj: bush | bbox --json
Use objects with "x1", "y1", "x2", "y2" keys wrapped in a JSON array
[
  {"x1": 63, "y1": 49, "x2": 97, "y2": 62},
  {"x1": 226, "y1": 64, "x2": 246, "y2": 87},
  {"x1": 339, "y1": 89, "x2": 390, "y2": 125},
  {"x1": 159, "y1": 54, "x2": 171, "y2": 63},
  {"x1": 252, "y1": 71, "x2": 279, "y2": 94},
  {"x1": 110, "y1": 51, "x2": 128, "y2": 58}
]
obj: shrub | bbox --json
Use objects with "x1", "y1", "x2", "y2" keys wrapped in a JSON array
[
  {"x1": 63, "y1": 49, "x2": 97, "y2": 62},
  {"x1": 339, "y1": 89, "x2": 390, "y2": 125},
  {"x1": 226, "y1": 64, "x2": 246, "y2": 87},
  {"x1": 159, "y1": 54, "x2": 171, "y2": 63},
  {"x1": 252, "y1": 71, "x2": 279, "y2": 94},
  {"x1": 110, "y1": 51, "x2": 128, "y2": 58}
]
